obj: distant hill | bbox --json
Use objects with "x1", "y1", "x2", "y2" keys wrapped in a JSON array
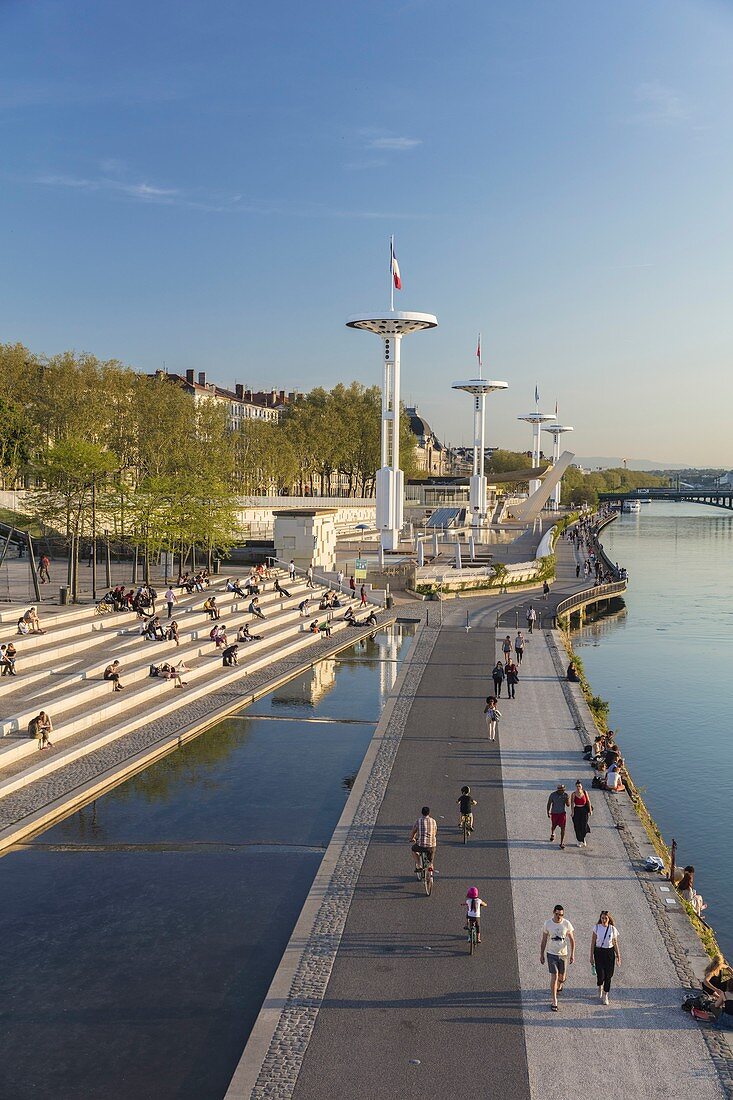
[{"x1": 577, "y1": 457, "x2": 693, "y2": 471}]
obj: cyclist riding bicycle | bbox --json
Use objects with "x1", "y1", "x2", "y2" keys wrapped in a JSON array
[
  {"x1": 457, "y1": 785, "x2": 477, "y2": 833},
  {"x1": 411, "y1": 806, "x2": 437, "y2": 873},
  {"x1": 463, "y1": 886, "x2": 485, "y2": 944}
]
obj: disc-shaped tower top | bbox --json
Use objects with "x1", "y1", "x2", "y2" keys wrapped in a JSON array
[
  {"x1": 346, "y1": 311, "x2": 438, "y2": 336},
  {"x1": 543, "y1": 424, "x2": 574, "y2": 435},
  {"x1": 453, "y1": 378, "x2": 508, "y2": 395},
  {"x1": 517, "y1": 412, "x2": 556, "y2": 424}
]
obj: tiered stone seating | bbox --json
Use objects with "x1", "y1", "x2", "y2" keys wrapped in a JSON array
[{"x1": 0, "y1": 571, "x2": 380, "y2": 799}]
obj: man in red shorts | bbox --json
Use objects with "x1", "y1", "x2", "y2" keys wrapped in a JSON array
[{"x1": 546, "y1": 783, "x2": 570, "y2": 849}]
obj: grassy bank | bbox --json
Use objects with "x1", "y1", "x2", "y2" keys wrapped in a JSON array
[{"x1": 562, "y1": 627, "x2": 722, "y2": 961}]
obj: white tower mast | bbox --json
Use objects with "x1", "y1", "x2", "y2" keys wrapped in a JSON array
[
  {"x1": 542, "y1": 423, "x2": 574, "y2": 508},
  {"x1": 346, "y1": 241, "x2": 437, "y2": 552},
  {"x1": 452, "y1": 362, "x2": 508, "y2": 527},
  {"x1": 517, "y1": 387, "x2": 556, "y2": 494}
]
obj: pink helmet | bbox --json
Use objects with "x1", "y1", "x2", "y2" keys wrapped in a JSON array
[{"x1": 466, "y1": 887, "x2": 479, "y2": 899}]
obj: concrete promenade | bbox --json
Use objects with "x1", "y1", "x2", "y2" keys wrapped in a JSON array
[{"x1": 235, "y1": 533, "x2": 731, "y2": 1099}]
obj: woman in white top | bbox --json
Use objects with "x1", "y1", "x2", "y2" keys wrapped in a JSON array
[{"x1": 590, "y1": 910, "x2": 621, "y2": 1004}]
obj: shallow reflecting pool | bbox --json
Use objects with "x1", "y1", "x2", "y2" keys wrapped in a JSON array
[{"x1": 0, "y1": 623, "x2": 415, "y2": 1100}]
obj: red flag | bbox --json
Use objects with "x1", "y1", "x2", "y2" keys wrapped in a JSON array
[{"x1": 476, "y1": 334, "x2": 482, "y2": 367}]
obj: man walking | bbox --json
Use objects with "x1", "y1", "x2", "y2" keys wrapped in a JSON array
[
  {"x1": 514, "y1": 631, "x2": 525, "y2": 665},
  {"x1": 505, "y1": 660, "x2": 519, "y2": 700},
  {"x1": 337, "y1": 568, "x2": 344, "y2": 591},
  {"x1": 306, "y1": 565, "x2": 315, "y2": 589},
  {"x1": 547, "y1": 782, "x2": 570, "y2": 849},
  {"x1": 526, "y1": 605, "x2": 537, "y2": 633},
  {"x1": 164, "y1": 585, "x2": 177, "y2": 619},
  {"x1": 360, "y1": 584, "x2": 367, "y2": 608},
  {"x1": 38, "y1": 554, "x2": 51, "y2": 584},
  {"x1": 540, "y1": 904, "x2": 575, "y2": 1011},
  {"x1": 288, "y1": 559, "x2": 296, "y2": 583}
]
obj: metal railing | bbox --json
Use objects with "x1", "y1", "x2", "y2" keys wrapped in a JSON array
[{"x1": 554, "y1": 579, "x2": 627, "y2": 621}]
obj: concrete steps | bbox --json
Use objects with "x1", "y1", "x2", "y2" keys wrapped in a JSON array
[
  {"x1": 0, "y1": 608, "x2": 375, "y2": 801},
  {"x1": 0, "y1": 567, "x2": 375, "y2": 797}
]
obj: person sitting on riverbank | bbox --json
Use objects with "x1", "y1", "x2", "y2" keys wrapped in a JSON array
[
  {"x1": 677, "y1": 866, "x2": 707, "y2": 917},
  {"x1": 237, "y1": 623, "x2": 261, "y2": 643},
  {"x1": 703, "y1": 954, "x2": 730, "y2": 998},
  {"x1": 248, "y1": 597, "x2": 266, "y2": 621},
  {"x1": 142, "y1": 616, "x2": 165, "y2": 641},
  {"x1": 566, "y1": 661, "x2": 580, "y2": 682},
  {"x1": 104, "y1": 660, "x2": 123, "y2": 692},
  {"x1": 28, "y1": 711, "x2": 53, "y2": 749},
  {"x1": 226, "y1": 578, "x2": 248, "y2": 599},
  {"x1": 299, "y1": 598, "x2": 311, "y2": 618},
  {"x1": 210, "y1": 624, "x2": 228, "y2": 649},
  {"x1": 203, "y1": 596, "x2": 220, "y2": 621},
  {"x1": 222, "y1": 643, "x2": 239, "y2": 667},
  {"x1": 603, "y1": 760, "x2": 624, "y2": 791},
  {"x1": 18, "y1": 607, "x2": 46, "y2": 635},
  {"x1": 0, "y1": 643, "x2": 18, "y2": 676},
  {"x1": 150, "y1": 662, "x2": 188, "y2": 687}
]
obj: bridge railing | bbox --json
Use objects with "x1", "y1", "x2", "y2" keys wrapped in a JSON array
[{"x1": 554, "y1": 579, "x2": 627, "y2": 622}]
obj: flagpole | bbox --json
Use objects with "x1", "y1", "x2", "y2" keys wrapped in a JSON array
[
  {"x1": 390, "y1": 235, "x2": 395, "y2": 312},
  {"x1": 478, "y1": 332, "x2": 482, "y2": 378}
]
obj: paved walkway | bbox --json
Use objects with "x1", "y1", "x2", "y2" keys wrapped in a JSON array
[{"x1": 241, "y1": 524, "x2": 731, "y2": 1099}]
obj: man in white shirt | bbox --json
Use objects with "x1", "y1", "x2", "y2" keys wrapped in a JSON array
[
  {"x1": 164, "y1": 586, "x2": 177, "y2": 619},
  {"x1": 337, "y1": 568, "x2": 344, "y2": 591},
  {"x1": 288, "y1": 560, "x2": 296, "y2": 583},
  {"x1": 540, "y1": 904, "x2": 575, "y2": 1011}
]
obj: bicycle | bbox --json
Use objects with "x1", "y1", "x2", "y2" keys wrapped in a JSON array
[
  {"x1": 417, "y1": 850, "x2": 434, "y2": 896},
  {"x1": 467, "y1": 918, "x2": 478, "y2": 955},
  {"x1": 460, "y1": 813, "x2": 473, "y2": 845}
]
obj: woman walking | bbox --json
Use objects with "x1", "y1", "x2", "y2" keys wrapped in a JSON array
[
  {"x1": 491, "y1": 660, "x2": 505, "y2": 698},
  {"x1": 571, "y1": 780, "x2": 593, "y2": 846},
  {"x1": 590, "y1": 911, "x2": 621, "y2": 1004},
  {"x1": 483, "y1": 696, "x2": 501, "y2": 741}
]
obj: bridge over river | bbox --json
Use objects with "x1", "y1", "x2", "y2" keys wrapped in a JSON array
[{"x1": 600, "y1": 487, "x2": 733, "y2": 510}]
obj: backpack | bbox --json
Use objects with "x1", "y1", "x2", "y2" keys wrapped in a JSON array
[{"x1": 149, "y1": 664, "x2": 159, "y2": 677}]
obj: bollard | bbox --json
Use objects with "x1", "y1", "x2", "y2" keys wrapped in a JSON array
[
  {"x1": 465, "y1": 609, "x2": 470, "y2": 632},
  {"x1": 669, "y1": 838, "x2": 677, "y2": 884}
]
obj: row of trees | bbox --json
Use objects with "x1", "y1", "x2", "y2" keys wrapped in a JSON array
[
  {"x1": 484, "y1": 447, "x2": 667, "y2": 506},
  {"x1": 0, "y1": 343, "x2": 418, "y2": 561}
]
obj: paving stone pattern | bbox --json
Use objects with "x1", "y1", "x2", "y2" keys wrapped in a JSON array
[
  {"x1": 546, "y1": 630, "x2": 733, "y2": 1098},
  {"x1": 0, "y1": 618, "x2": 395, "y2": 835},
  {"x1": 250, "y1": 622, "x2": 439, "y2": 1100}
]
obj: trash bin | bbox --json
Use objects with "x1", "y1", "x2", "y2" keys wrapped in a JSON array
[
  {"x1": 213, "y1": 559, "x2": 221, "y2": 575},
  {"x1": 385, "y1": 594, "x2": 393, "y2": 610},
  {"x1": 59, "y1": 586, "x2": 68, "y2": 605}
]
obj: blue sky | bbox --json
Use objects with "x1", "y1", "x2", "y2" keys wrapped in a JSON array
[{"x1": 2, "y1": 0, "x2": 732, "y2": 464}]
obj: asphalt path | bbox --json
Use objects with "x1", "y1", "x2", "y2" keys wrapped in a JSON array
[{"x1": 292, "y1": 622, "x2": 531, "y2": 1100}]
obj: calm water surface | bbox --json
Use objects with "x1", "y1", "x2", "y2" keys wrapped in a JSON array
[
  {"x1": 0, "y1": 624, "x2": 414, "y2": 1100},
  {"x1": 575, "y1": 503, "x2": 733, "y2": 957}
]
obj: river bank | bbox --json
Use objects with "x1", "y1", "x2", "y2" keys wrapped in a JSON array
[{"x1": 567, "y1": 502, "x2": 733, "y2": 962}]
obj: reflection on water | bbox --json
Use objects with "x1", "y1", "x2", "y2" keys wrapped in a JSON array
[
  {"x1": 0, "y1": 623, "x2": 415, "y2": 1100},
  {"x1": 574, "y1": 504, "x2": 733, "y2": 959}
]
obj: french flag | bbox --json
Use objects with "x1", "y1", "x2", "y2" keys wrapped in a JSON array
[{"x1": 391, "y1": 240, "x2": 402, "y2": 290}]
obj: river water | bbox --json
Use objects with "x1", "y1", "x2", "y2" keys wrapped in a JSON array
[
  {"x1": 0, "y1": 623, "x2": 415, "y2": 1100},
  {"x1": 574, "y1": 502, "x2": 733, "y2": 958}
]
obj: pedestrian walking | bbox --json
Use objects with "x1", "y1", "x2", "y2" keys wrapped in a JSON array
[
  {"x1": 38, "y1": 554, "x2": 51, "y2": 584},
  {"x1": 590, "y1": 911, "x2": 621, "y2": 1004},
  {"x1": 306, "y1": 565, "x2": 315, "y2": 588},
  {"x1": 540, "y1": 904, "x2": 575, "y2": 1012},
  {"x1": 360, "y1": 584, "x2": 367, "y2": 608},
  {"x1": 337, "y1": 568, "x2": 344, "y2": 590},
  {"x1": 542, "y1": 580, "x2": 550, "y2": 601},
  {"x1": 547, "y1": 782, "x2": 570, "y2": 848},
  {"x1": 505, "y1": 660, "x2": 519, "y2": 700},
  {"x1": 514, "y1": 631, "x2": 525, "y2": 665},
  {"x1": 571, "y1": 779, "x2": 593, "y2": 846},
  {"x1": 491, "y1": 660, "x2": 505, "y2": 698},
  {"x1": 349, "y1": 575, "x2": 356, "y2": 600},
  {"x1": 526, "y1": 606, "x2": 537, "y2": 633},
  {"x1": 576, "y1": 563, "x2": 581, "y2": 579},
  {"x1": 288, "y1": 559, "x2": 296, "y2": 583},
  {"x1": 501, "y1": 635, "x2": 512, "y2": 662},
  {"x1": 483, "y1": 696, "x2": 501, "y2": 741},
  {"x1": 164, "y1": 586, "x2": 177, "y2": 619}
]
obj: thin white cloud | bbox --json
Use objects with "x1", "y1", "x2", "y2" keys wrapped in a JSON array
[
  {"x1": 28, "y1": 171, "x2": 423, "y2": 219},
  {"x1": 366, "y1": 136, "x2": 422, "y2": 150},
  {"x1": 631, "y1": 81, "x2": 691, "y2": 125}
]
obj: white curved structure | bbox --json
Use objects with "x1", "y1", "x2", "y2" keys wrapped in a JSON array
[
  {"x1": 452, "y1": 378, "x2": 508, "y2": 526},
  {"x1": 517, "y1": 408, "x2": 556, "y2": 494},
  {"x1": 543, "y1": 424, "x2": 575, "y2": 508},
  {"x1": 346, "y1": 311, "x2": 438, "y2": 550}
]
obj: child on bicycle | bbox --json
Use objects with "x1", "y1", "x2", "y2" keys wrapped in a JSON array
[
  {"x1": 463, "y1": 887, "x2": 484, "y2": 943},
  {"x1": 457, "y1": 785, "x2": 477, "y2": 833}
]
